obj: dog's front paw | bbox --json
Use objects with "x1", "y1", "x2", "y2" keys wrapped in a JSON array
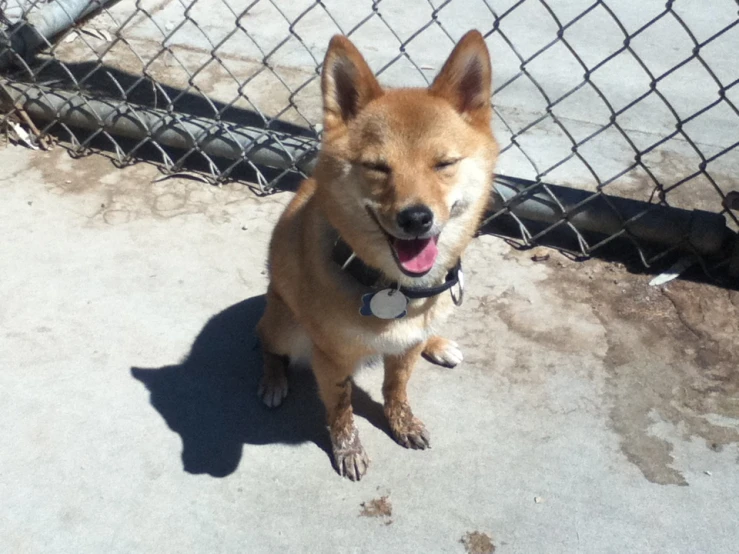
[
  {"x1": 332, "y1": 429, "x2": 370, "y2": 481},
  {"x1": 422, "y1": 335, "x2": 463, "y2": 368},
  {"x1": 390, "y1": 416, "x2": 431, "y2": 450},
  {"x1": 386, "y1": 403, "x2": 431, "y2": 450}
]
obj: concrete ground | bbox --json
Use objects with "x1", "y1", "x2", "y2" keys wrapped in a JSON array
[{"x1": 1, "y1": 142, "x2": 738, "y2": 553}]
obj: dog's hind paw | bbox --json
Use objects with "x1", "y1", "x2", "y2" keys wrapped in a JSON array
[
  {"x1": 258, "y1": 373, "x2": 288, "y2": 408},
  {"x1": 422, "y1": 336, "x2": 463, "y2": 368},
  {"x1": 332, "y1": 432, "x2": 370, "y2": 481}
]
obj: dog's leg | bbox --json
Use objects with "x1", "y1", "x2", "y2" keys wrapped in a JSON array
[
  {"x1": 312, "y1": 349, "x2": 369, "y2": 481},
  {"x1": 383, "y1": 343, "x2": 431, "y2": 449},
  {"x1": 256, "y1": 287, "x2": 292, "y2": 408},
  {"x1": 422, "y1": 335, "x2": 464, "y2": 368}
]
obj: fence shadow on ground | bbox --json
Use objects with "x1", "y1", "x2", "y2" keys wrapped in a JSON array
[
  {"x1": 131, "y1": 294, "x2": 390, "y2": 478},
  {"x1": 30, "y1": 59, "x2": 318, "y2": 139}
]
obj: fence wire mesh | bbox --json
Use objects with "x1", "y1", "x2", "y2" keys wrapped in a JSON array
[{"x1": 1, "y1": 0, "x2": 738, "y2": 277}]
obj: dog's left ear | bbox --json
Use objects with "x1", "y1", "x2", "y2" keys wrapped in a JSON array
[{"x1": 429, "y1": 30, "x2": 492, "y2": 128}]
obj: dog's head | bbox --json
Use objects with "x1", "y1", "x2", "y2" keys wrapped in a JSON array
[{"x1": 315, "y1": 31, "x2": 498, "y2": 287}]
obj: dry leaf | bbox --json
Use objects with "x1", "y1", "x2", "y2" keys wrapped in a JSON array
[
  {"x1": 649, "y1": 257, "x2": 696, "y2": 287},
  {"x1": 81, "y1": 27, "x2": 111, "y2": 42},
  {"x1": 63, "y1": 31, "x2": 80, "y2": 44},
  {"x1": 153, "y1": 172, "x2": 211, "y2": 184},
  {"x1": 8, "y1": 122, "x2": 39, "y2": 150}
]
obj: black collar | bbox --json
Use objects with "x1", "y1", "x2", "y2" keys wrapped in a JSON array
[{"x1": 331, "y1": 237, "x2": 462, "y2": 300}]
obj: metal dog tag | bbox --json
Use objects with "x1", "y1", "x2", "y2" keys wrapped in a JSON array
[{"x1": 360, "y1": 289, "x2": 408, "y2": 319}]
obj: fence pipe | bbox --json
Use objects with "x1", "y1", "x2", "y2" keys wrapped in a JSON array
[
  {"x1": 492, "y1": 175, "x2": 732, "y2": 256},
  {"x1": 0, "y1": 0, "x2": 120, "y2": 71},
  {"x1": 0, "y1": 78, "x2": 318, "y2": 174}
]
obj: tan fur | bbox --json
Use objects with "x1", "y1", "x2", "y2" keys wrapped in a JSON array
[{"x1": 256, "y1": 31, "x2": 498, "y2": 480}]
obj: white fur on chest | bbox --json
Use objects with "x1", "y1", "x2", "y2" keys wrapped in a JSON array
[
  {"x1": 358, "y1": 296, "x2": 453, "y2": 356},
  {"x1": 287, "y1": 317, "x2": 433, "y2": 367},
  {"x1": 361, "y1": 318, "x2": 434, "y2": 356},
  {"x1": 287, "y1": 292, "x2": 455, "y2": 366}
]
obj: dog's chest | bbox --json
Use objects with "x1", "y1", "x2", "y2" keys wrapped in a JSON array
[
  {"x1": 367, "y1": 293, "x2": 456, "y2": 355},
  {"x1": 360, "y1": 318, "x2": 433, "y2": 356},
  {"x1": 352, "y1": 299, "x2": 452, "y2": 356}
]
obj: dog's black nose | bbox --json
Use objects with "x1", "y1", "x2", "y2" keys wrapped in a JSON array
[{"x1": 396, "y1": 205, "x2": 434, "y2": 235}]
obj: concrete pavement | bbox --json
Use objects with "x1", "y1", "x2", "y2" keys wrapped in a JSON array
[{"x1": 1, "y1": 143, "x2": 738, "y2": 553}]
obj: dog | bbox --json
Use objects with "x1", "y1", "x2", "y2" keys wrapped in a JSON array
[{"x1": 256, "y1": 30, "x2": 498, "y2": 480}]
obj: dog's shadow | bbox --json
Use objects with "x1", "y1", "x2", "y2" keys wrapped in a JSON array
[{"x1": 131, "y1": 294, "x2": 390, "y2": 477}]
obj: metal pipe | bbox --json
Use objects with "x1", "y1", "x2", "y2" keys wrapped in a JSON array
[
  {"x1": 0, "y1": 0, "x2": 121, "y2": 70},
  {"x1": 491, "y1": 175, "x2": 731, "y2": 256},
  {"x1": 0, "y1": 79, "x2": 318, "y2": 174}
]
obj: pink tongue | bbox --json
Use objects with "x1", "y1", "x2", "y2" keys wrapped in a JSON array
[{"x1": 393, "y1": 237, "x2": 439, "y2": 274}]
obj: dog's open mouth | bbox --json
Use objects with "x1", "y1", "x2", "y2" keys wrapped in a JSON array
[
  {"x1": 391, "y1": 236, "x2": 439, "y2": 275},
  {"x1": 366, "y1": 207, "x2": 440, "y2": 276}
]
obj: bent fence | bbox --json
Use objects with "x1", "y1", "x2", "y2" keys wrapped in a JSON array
[{"x1": 1, "y1": 0, "x2": 737, "y2": 278}]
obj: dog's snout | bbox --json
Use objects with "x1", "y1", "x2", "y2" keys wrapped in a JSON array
[{"x1": 396, "y1": 205, "x2": 434, "y2": 236}]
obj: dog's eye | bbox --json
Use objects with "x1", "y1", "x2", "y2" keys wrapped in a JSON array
[
  {"x1": 361, "y1": 161, "x2": 391, "y2": 174},
  {"x1": 434, "y1": 158, "x2": 460, "y2": 171}
]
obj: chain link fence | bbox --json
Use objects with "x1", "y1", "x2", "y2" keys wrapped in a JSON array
[{"x1": 1, "y1": 0, "x2": 738, "y2": 278}]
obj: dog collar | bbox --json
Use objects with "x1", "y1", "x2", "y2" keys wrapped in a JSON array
[{"x1": 331, "y1": 237, "x2": 463, "y2": 301}]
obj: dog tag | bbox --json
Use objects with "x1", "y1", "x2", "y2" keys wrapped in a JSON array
[{"x1": 360, "y1": 289, "x2": 408, "y2": 319}]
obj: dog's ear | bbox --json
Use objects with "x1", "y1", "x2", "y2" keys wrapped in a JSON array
[
  {"x1": 429, "y1": 30, "x2": 492, "y2": 127},
  {"x1": 321, "y1": 35, "x2": 383, "y2": 129}
]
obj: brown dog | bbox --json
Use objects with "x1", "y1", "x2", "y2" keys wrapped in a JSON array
[{"x1": 257, "y1": 30, "x2": 498, "y2": 480}]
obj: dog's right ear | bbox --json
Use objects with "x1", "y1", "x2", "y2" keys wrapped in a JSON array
[{"x1": 321, "y1": 35, "x2": 383, "y2": 130}]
